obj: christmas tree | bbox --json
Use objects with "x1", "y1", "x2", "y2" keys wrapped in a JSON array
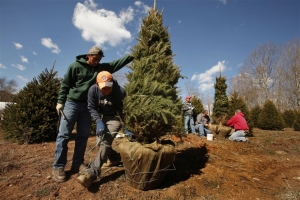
[
  {"x1": 124, "y1": 7, "x2": 184, "y2": 143},
  {"x1": 212, "y1": 76, "x2": 229, "y2": 124},
  {"x1": 2, "y1": 66, "x2": 61, "y2": 143}
]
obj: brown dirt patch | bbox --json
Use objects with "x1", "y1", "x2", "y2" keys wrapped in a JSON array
[{"x1": 0, "y1": 128, "x2": 300, "y2": 200}]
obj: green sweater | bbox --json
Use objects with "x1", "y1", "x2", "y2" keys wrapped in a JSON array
[{"x1": 57, "y1": 54, "x2": 134, "y2": 104}]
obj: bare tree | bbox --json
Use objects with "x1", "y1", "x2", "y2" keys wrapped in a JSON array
[
  {"x1": 242, "y1": 42, "x2": 279, "y2": 102},
  {"x1": 228, "y1": 72, "x2": 262, "y2": 109},
  {"x1": 184, "y1": 81, "x2": 202, "y2": 98},
  {"x1": 0, "y1": 77, "x2": 18, "y2": 102},
  {"x1": 279, "y1": 38, "x2": 300, "y2": 110},
  {"x1": 184, "y1": 81, "x2": 210, "y2": 105}
]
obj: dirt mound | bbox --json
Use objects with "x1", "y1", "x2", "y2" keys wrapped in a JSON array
[{"x1": 0, "y1": 128, "x2": 300, "y2": 199}]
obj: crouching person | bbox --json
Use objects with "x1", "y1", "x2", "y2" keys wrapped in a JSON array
[
  {"x1": 76, "y1": 71, "x2": 132, "y2": 188},
  {"x1": 226, "y1": 109, "x2": 249, "y2": 142}
]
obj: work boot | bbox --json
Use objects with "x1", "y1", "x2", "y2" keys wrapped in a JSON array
[
  {"x1": 101, "y1": 159, "x2": 121, "y2": 168},
  {"x1": 52, "y1": 168, "x2": 66, "y2": 183},
  {"x1": 76, "y1": 173, "x2": 95, "y2": 188},
  {"x1": 70, "y1": 163, "x2": 87, "y2": 174}
]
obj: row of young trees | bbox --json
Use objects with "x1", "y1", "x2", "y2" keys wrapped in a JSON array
[
  {"x1": 186, "y1": 38, "x2": 300, "y2": 132},
  {"x1": 212, "y1": 74, "x2": 300, "y2": 132},
  {"x1": 187, "y1": 72, "x2": 300, "y2": 132}
]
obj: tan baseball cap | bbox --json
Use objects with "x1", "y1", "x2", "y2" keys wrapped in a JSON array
[
  {"x1": 96, "y1": 71, "x2": 113, "y2": 89},
  {"x1": 88, "y1": 46, "x2": 105, "y2": 57}
]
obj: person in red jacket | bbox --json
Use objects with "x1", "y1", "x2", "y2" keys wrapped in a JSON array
[{"x1": 226, "y1": 109, "x2": 249, "y2": 142}]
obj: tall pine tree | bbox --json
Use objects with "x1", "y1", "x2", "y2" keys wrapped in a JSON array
[
  {"x1": 212, "y1": 76, "x2": 229, "y2": 124},
  {"x1": 2, "y1": 67, "x2": 61, "y2": 143},
  {"x1": 124, "y1": 8, "x2": 183, "y2": 143}
]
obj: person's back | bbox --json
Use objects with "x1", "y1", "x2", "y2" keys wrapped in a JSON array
[{"x1": 227, "y1": 111, "x2": 249, "y2": 131}]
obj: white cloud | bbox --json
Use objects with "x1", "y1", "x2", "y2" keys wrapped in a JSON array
[
  {"x1": 33, "y1": 51, "x2": 37, "y2": 55},
  {"x1": 13, "y1": 42, "x2": 23, "y2": 49},
  {"x1": 117, "y1": 45, "x2": 132, "y2": 57},
  {"x1": 191, "y1": 60, "x2": 227, "y2": 92},
  {"x1": 20, "y1": 56, "x2": 29, "y2": 63},
  {"x1": 134, "y1": 1, "x2": 151, "y2": 14},
  {"x1": 199, "y1": 82, "x2": 215, "y2": 92},
  {"x1": 237, "y1": 63, "x2": 243, "y2": 68},
  {"x1": 219, "y1": 0, "x2": 227, "y2": 5},
  {"x1": 72, "y1": 0, "x2": 136, "y2": 47},
  {"x1": 234, "y1": 23, "x2": 245, "y2": 31},
  {"x1": 41, "y1": 38, "x2": 61, "y2": 54},
  {"x1": 17, "y1": 75, "x2": 28, "y2": 82},
  {"x1": 178, "y1": 20, "x2": 182, "y2": 24},
  {"x1": 11, "y1": 64, "x2": 26, "y2": 71},
  {"x1": 84, "y1": 0, "x2": 98, "y2": 9},
  {"x1": 120, "y1": 7, "x2": 135, "y2": 24},
  {"x1": 0, "y1": 63, "x2": 7, "y2": 69}
]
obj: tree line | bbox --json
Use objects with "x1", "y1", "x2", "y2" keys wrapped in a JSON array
[{"x1": 229, "y1": 39, "x2": 300, "y2": 111}]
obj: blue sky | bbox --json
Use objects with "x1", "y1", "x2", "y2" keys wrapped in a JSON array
[{"x1": 0, "y1": 0, "x2": 299, "y2": 100}]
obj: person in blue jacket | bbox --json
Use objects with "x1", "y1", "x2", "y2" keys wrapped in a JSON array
[{"x1": 76, "y1": 71, "x2": 133, "y2": 188}]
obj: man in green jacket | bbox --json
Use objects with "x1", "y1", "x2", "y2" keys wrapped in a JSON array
[{"x1": 53, "y1": 46, "x2": 134, "y2": 183}]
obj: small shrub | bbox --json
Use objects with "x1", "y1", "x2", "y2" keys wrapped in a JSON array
[
  {"x1": 257, "y1": 99, "x2": 285, "y2": 130},
  {"x1": 250, "y1": 105, "x2": 262, "y2": 128},
  {"x1": 293, "y1": 111, "x2": 300, "y2": 131},
  {"x1": 282, "y1": 109, "x2": 296, "y2": 128}
]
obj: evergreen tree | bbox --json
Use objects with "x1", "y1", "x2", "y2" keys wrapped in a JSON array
[
  {"x1": 190, "y1": 95, "x2": 204, "y2": 123},
  {"x1": 257, "y1": 99, "x2": 285, "y2": 130},
  {"x1": 227, "y1": 91, "x2": 244, "y2": 119},
  {"x1": 282, "y1": 109, "x2": 296, "y2": 128},
  {"x1": 294, "y1": 110, "x2": 300, "y2": 131},
  {"x1": 228, "y1": 91, "x2": 253, "y2": 133},
  {"x1": 1, "y1": 67, "x2": 61, "y2": 143},
  {"x1": 124, "y1": 8, "x2": 183, "y2": 143},
  {"x1": 250, "y1": 104, "x2": 262, "y2": 128},
  {"x1": 212, "y1": 76, "x2": 229, "y2": 124}
]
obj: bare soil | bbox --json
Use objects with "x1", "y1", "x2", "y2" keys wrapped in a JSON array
[{"x1": 0, "y1": 128, "x2": 300, "y2": 200}]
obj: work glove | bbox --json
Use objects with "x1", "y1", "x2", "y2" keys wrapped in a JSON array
[
  {"x1": 96, "y1": 120, "x2": 105, "y2": 137},
  {"x1": 124, "y1": 126, "x2": 134, "y2": 138},
  {"x1": 56, "y1": 103, "x2": 64, "y2": 116},
  {"x1": 189, "y1": 105, "x2": 195, "y2": 110}
]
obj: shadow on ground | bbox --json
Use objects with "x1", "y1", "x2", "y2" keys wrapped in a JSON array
[{"x1": 159, "y1": 145, "x2": 208, "y2": 188}]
